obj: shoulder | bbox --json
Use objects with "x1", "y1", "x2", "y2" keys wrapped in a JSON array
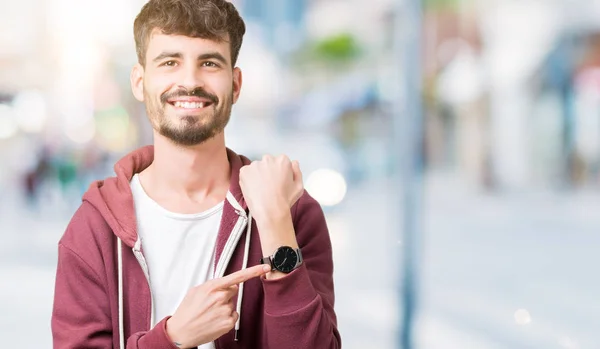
[
  {"x1": 59, "y1": 201, "x2": 114, "y2": 262},
  {"x1": 292, "y1": 190, "x2": 329, "y2": 242}
]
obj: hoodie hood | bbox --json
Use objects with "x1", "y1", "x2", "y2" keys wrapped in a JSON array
[{"x1": 82, "y1": 145, "x2": 250, "y2": 248}]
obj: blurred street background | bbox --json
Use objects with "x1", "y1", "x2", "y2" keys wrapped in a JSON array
[{"x1": 1, "y1": 0, "x2": 600, "y2": 348}]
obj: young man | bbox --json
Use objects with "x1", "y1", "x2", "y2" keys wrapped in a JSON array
[{"x1": 50, "y1": 0, "x2": 341, "y2": 348}]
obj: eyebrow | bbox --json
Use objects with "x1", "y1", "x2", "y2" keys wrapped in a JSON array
[
  {"x1": 152, "y1": 51, "x2": 229, "y2": 65},
  {"x1": 198, "y1": 52, "x2": 228, "y2": 65},
  {"x1": 153, "y1": 51, "x2": 182, "y2": 63}
]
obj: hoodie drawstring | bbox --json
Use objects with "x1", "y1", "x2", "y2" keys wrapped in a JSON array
[
  {"x1": 117, "y1": 237, "x2": 125, "y2": 349},
  {"x1": 234, "y1": 211, "x2": 252, "y2": 341}
]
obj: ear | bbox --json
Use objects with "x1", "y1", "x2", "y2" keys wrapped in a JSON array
[
  {"x1": 232, "y1": 67, "x2": 242, "y2": 104},
  {"x1": 130, "y1": 63, "x2": 145, "y2": 102}
]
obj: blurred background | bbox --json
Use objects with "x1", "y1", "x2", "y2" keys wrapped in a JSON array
[{"x1": 1, "y1": 0, "x2": 600, "y2": 348}]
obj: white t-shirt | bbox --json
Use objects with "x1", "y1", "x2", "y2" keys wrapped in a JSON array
[{"x1": 131, "y1": 174, "x2": 223, "y2": 349}]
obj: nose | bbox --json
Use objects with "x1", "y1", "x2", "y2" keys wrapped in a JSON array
[{"x1": 178, "y1": 62, "x2": 205, "y2": 91}]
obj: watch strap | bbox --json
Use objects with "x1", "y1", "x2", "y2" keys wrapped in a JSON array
[
  {"x1": 296, "y1": 248, "x2": 303, "y2": 265},
  {"x1": 259, "y1": 255, "x2": 274, "y2": 270}
]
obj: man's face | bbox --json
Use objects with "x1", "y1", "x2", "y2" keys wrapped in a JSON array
[{"x1": 131, "y1": 30, "x2": 242, "y2": 146}]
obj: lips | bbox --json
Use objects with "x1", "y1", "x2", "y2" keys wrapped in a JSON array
[
  {"x1": 162, "y1": 88, "x2": 218, "y2": 110},
  {"x1": 166, "y1": 96, "x2": 215, "y2": 110},
  {"x1": 171, "y1": 101, "x2": 211, "y2": 109}
]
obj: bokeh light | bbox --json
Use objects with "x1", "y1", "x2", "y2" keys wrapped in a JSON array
[
  {"x1": 305, "y1": 168, "x2": 348, "y2": 206},
  {"x1": 514, "y1": 309, "x2": 532, "y2": 325},
  {"x1": 13, "y1": 90, "x2": 48, "y2": 133},
  {"x1": 0, "y1": 104, "x2": 18, "y2": 139}
]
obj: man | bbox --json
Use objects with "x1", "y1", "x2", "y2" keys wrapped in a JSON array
[{"x1": 51, "y1": 0, "x2": 341, "y2": 348}]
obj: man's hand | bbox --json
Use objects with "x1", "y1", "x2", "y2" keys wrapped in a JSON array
[
  {"x1": 239, "y1": 155, "x2": 304, "y2": 279},
  {"x1": 239, "y1": 154, "x2": 304, "y2": 223},
  {"x1": 165, "y1": 264, "x2": 271, "y2": 348}
]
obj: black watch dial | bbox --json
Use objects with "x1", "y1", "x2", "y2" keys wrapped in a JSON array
[{"x1": 272, "y1": 246, "x2": 298, "y2": 273}]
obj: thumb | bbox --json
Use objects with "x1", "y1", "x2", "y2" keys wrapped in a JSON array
[{"x1": 291, "y1": 160, "x2": 303, "y2": 183}]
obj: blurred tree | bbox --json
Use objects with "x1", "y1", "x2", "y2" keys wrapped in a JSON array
[
  {"x1": 423, "y1": 0, "x2": 462, "y2": 11},
  {"x1": 312, "y1": 33, "x2": 361, "y2": 63},
  {"x1": 291, "y1": 33, "x2": 363, "y2": 71}
]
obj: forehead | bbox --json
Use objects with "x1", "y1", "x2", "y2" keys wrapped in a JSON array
[{"x1": 146, "y1": 29, "x2": 231, "y2": 61}]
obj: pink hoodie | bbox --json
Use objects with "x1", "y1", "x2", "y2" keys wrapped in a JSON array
[{"x1": 51, "y1": 145, "x2": 341, "y2": 348}]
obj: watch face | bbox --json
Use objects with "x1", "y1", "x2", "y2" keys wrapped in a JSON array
[{"x1": 272, "y1": 246, "x2": 298, "y2": 273}]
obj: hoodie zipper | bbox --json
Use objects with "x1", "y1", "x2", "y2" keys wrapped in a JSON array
[
  {"x1": 215, "y1": 209, "x2": 248, "y2": 349},
  {"x1": 132, "y1": 240, "x2": 155, "y2": 328},
  {"x1": 214, "y1": 210, "x2": 247, "y2": 279}
]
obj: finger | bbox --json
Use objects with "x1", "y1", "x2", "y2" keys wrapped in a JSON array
[
  {"x1": 225, "y1": 311, "x2": 239, "y2": 329},
  {"x1": 227, "y1": 284, "x2": 239, "y2": 301},
  {"x1": 215, "y1": 295, "x2": 236, "y2": 315},
  {"x1": 227, "y1": 300, "x2": 236, "y2": 315},
  {"x1": 218, "y1": 284, "x2": 238, "y2": 301},
  {"x1": 215, "y1": 264, "x2": 271, "y2": 288},
  {"x1": 239, "y1": 164, "x2": 251, "y2": 179},
  {"x1": 291, "y1": 160, "x2": 303, "y2": 183}
]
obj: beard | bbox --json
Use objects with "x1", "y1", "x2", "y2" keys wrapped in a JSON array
[{"x1": 144, "y1": 86, "x2": 233, "y2": 146}]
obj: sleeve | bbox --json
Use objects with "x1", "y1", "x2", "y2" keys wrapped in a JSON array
[
  {"x1": 51, "y1": 209, "x2": 180, "y2": 349},
  {"x1": 51, "y1": 243, "x2": 114, "y2": 348},
  {"x1": 126, "y1": 317, "x2": 182, "y2": 349},
  {"x1": 261, "y1": 191, "x2": 342, "y2": 349}
]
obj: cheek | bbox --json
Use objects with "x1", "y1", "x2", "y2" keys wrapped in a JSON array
[
  {"x1": 145, "y1": 74, "x2": 174, "y2": 99},
  {"x1": 207, "y1": 73, "x2": 234, "y2": 95}
]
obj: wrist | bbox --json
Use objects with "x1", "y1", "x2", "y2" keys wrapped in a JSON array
[
  {"x1": 253, "y1": 205, "x2": 300, "y2": 279},
  {"x1": 254, "y1": 206, "x2": 291, "y2": 232},
  {"x1": 250, "y1": 196, "x2": 290, "y2": 224},
  {"x1": 265, "y1": 269, "x2": 290, "y2": 280},
  {"x1": 257, "y1": 219, "x2": 298, "y2": 255},
  {"x1": 165, "y1": 317, "x2": 187, "y2": 348}
]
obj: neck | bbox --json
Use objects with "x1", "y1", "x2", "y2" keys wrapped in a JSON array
[{"x1": 140, "y1": 131, "x2": 230, "y2": 207}]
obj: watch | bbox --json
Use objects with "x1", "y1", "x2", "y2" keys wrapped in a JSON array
[{"x1": 260, "y1": 246, "x2": 303, "y2": 273}]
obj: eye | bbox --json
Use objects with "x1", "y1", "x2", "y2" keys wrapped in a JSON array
[
  {"x1": 161, "y1": 60, "x2": 177, "y2": 67},
  {"x1": 202, "y1": 61, "x2": 219, "y2": 68}
]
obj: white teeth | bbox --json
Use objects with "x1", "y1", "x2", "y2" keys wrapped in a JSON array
[{"x1": 173, "y1": 101, "x2": 205, "y2": 109}]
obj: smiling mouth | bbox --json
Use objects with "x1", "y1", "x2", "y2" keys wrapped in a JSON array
[{"x1": 168, "y1": 101, "x2": 214, "y2": 109}]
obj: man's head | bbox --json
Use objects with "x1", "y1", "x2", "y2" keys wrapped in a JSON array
[{"x1": 130, "y1": 0, "x2": 245, "y2": 146}]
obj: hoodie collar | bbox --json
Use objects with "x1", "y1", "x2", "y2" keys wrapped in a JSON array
[{"x1": 82, "y1": 145, "x2": 250, "y2": 248}]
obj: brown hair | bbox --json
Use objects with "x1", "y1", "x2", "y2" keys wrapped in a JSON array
[{"x1": 134, "y1": 0, "x2": 246, "y2": 67}]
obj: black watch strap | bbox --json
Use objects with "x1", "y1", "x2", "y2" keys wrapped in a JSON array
[{"x1": 259, "y1": 256, "x2": 274, "y2": 270}]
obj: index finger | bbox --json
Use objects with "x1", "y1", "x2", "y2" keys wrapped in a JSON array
[{"x1": 215, "y1": 264, "x2": 271, "y2": 288}]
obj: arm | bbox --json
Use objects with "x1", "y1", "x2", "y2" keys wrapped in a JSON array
[
  {"x1": 260, "y1": 191, "x2": 341, "y2": 349},
  {"x1": 126, "y1": 317, "x2": 181, "y2": 349},
  {"x1": 238, "y1": 155, "x2": 342, "y2": 348},
  {"x1": 52, "y1": 243, "x2": 179, "y2": 349},
  {"x1": 51, "y1": 205, "x2": 179, "y2": 349},
  {"x1": 52, "y1": 243, "x2": 114, "y2": 348}
]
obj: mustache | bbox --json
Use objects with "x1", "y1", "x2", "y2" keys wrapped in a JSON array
[{"x1": 161, "y1": 88, "x2": 219, "y2": 105}]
